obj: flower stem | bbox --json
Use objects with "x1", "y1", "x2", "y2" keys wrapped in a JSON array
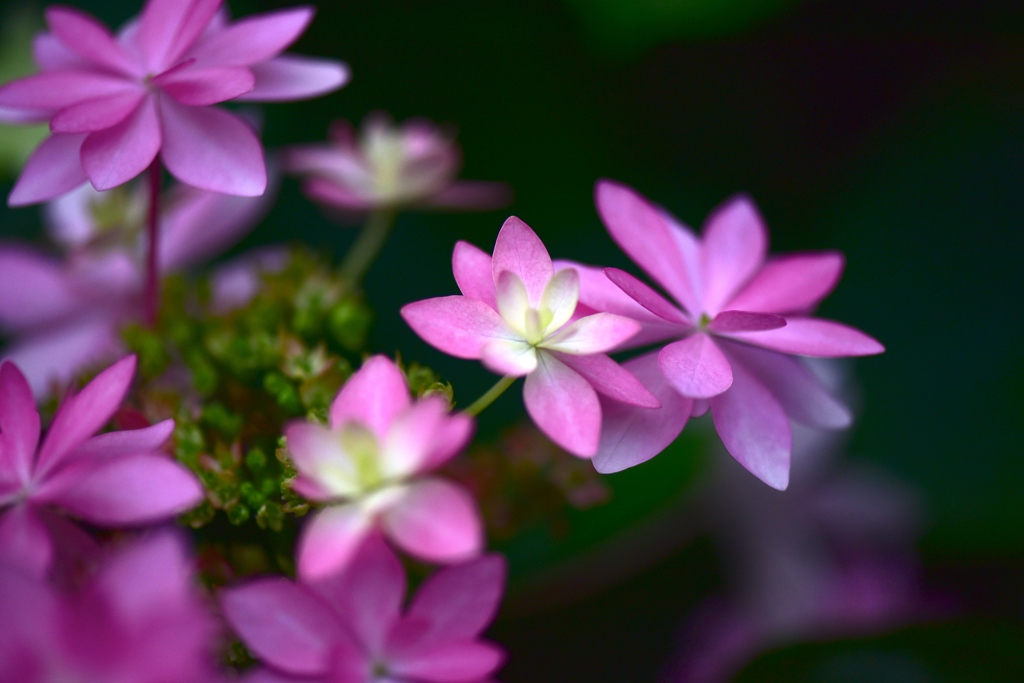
[
  {"x1": 463, "y1": 375, "x2": 517, "y2": 417},
  {"x1": 144, "y1": 160, "x2": 161, "y2": 326},
  {"x1": 340, "y1": 208, "x2": 397, "y2": 287}
]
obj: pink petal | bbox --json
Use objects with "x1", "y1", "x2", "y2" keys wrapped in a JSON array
[
  {"x1": 71, "y1": 419, "x2": 175, "y2": 461},
  {"x1": 523, "y1": 353, "x2": 601, "y2": 457},
  {"x1": 222, "y1": 578, "x2": 342, "y2": 676},
  {"x1": 406, "y1": 554, "x2": 506, "y2": 641},
  {"x1": 236, "y1": 55, "x2": 350, "y2": 102},
  {"x1": 491, "y1": 216, "x2": 554, "y2": 305},
  {"x1": 389, "y1": 641, "x2": 504, "y2": 683},
  {"x1": 401, "y1": 296, "x2": 514, "y2": 359},
  {"x1": 594, "y1": 180, "x2": 698, "y2": 313},
  {"x1": 93, "y1": 531, "x2": 194, "y2": 625},
  {"x1": 382, "y1": 478, "x2": 482, "y2": 563},
  {"x1": 558, "y1": 260, "x2": 668, "y2": 326},
  {"x1": 659, "y1": 333, "x2": 734, "y2": 399},
  {"x1": 604, "y1": 267, "x2": 689, "y2": 324},
  {"x1": 0, "y1": 71, "x2": 135, "y2": 113},
  {"x1": 593, "y1": 351, "x2": 693, "y2": 474},
  {"x1": 9, "y1": 133, "x2": 88, "y2": 206},
  {"x1": 709, "y1": 361, "x2": 792, "y2": 490},
  {"x1": 452, "y1": 241, "x2": 496, "y2": 308},
  {"x1": 0, "y1": 246, "x2": 79, "y2": 327},
  {"x1": 0, "y1": 362, "x2": 39, "y2": 484},
  {"x1": 542, "y1": 312, "x2": 642, "y2": 355},
  {"x1": 425, "y1": 181, "x2": 513, "y2": 210},
  {"x1": 81, "y1": 96, "x2": 160, "y2": 191},
  {"x1": 700, "y1": 194, "x2": 767, "y2": 316},
  {"x1": 50, "y1": 90, "x2": 145, "y2": 134},
  {"x1": 153, "y1": 65, "x2": 255, "y2": 105},
  {"x1": 33, "y1": 32, "x2": 85, "y2": 71},
  {"x1": 553, "y1": 352, "x2": 659, "y2": 408},
  {"x1": 158, "y1": 97, "x2": 266, "y2": 196},
  {"x1": 188, "y1": 8, "x2": 313, "y2": 66},
  {"x1": 329, "y1": 355, "x2": 410, "y2": 436},
  {"x1": 707, "y1": 310, "x2": 786, "y2": 334},
  {"x1": 138, "y1": 0, "x2": 222, "y2": 71},
  {"x1": 725, "y1": 317, "x2": 885, "y2": 357},
  {"x1": 45, "y1": 7, "x2": 137, "y2": 76},
  {"x1": 302, "y1": 177, "x2": 371, "y2": 210},
  {"x1": 727, "y1": 252, "x2": 845, "y2": 314},
  {"x1": 480, "y1": 338, "x2": 537, "y2": 376},
  {"x1": 381, "y1": 398, "x2": 474, "y2": 477},
  {"x1": 0, "y1": 505, "x2": 52, "y2": 576},
  {"x1": 296, "y1": 505, "x2": 373, "y2": 581}
]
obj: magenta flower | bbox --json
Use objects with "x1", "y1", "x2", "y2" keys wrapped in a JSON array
[
  {"x1": 222, "y1": 535, "x2": 506, "y2": 683},
  {"x1": 0, "y1": 531, "x2": 221, "y2": 683},
  {"x1": 284, "y1": 114, "x2": 511, "y2": 213},
  {"x1": 582, "y1": 180, "x2": 883, "y2": 489},
  {"x1": 0, "y1": 355, "x2": 203, "y2": 575},
  {"x1": 0, "y1": 0, "x2": 348, "y2": 205},
  {"x1": 285, "y1": 355, "x2": 482, "y2": 580}
]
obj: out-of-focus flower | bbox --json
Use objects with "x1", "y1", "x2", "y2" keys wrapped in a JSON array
[
  {"x1": 284, "y1": 114, "x2": 511, "y2": 213},
  {"x1": 0, "y1": 355, "x2": 202, "y2": 576},
  {"x1": 580, "y1": 180, "x2": 883, "y2": 489},
  {"x1": 0, "y1": 179, "x2": 271, "y2": 396},
  {"x1": 285, "y1": 355, "x2": 481, "y2": 580},
  {"x1": 0, "y1": 0, "x2": 348, "y2": 205},
  {"x1": 222, "y1": 535, "x2": 506, "y2": 683},
  {"x1": 0, "y1": 531, "x2": 221, "y2": 683},
  {"x1": 402, "y1": 216, "x2": 658, "y2": 457}
]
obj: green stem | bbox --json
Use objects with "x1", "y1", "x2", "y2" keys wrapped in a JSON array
[
  {"x1": 463, "y1": 375, "x2": 517, "y2": 417},
  {"x1": 340, "y1": 208, "x2": 397, "y2": 286}
]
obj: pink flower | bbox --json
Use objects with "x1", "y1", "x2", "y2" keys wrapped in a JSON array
[
  {"x1": 284, "y1": 355, "x2": 482, "y2": 580},
  {"x1": 222, "y1": 536, "x2": 506, "y2": 683},
  {"x1": 0, "y1": 355, "x2": 203, "y2": 576},
  {"x1": 284, "y1": 114, "x2": 511, "y2": 213},
  {"x1": 580, "y1": 180, "x2": 884, "y2": 489},
  {"x1": 401, "y1": 216, "x2": 659, "y2": 457},
  {"x1": 0, "y1": 531, "x2": 221, "y2": 683},
  {"x1": 0, "y1": 0, "x2": 348, "y2": 205}
]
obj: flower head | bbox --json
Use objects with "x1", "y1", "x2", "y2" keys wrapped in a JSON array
[
  {"x1": 402, "y1": 216, "x2": 658, "y2": 457},
  {"x1": 285, "y1": 355, "x2": 481, "y2": 580},
  {"x1": 0, "y1": 0, "x2": 348, "y2": 205}
]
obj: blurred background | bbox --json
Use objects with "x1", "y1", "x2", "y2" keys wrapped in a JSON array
[{"x1": 1, "y1": 0, "x2": 1022, "y2": 680}]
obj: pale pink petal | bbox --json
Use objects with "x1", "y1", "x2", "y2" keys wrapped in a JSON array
[
  {"x1": 709, "y1": 361, "x2": 792, "y2": 490},
  {"x1": 494, "y1": 270, "x2": 530, "y2": 336},
  {"x1": 421, "y1": 412, "x2": 475, "y2": 471},
  {"x1": 491, "y1": 216, "x2": 553, "y2": 305},
  {"x1": 0, "y1": 362, "x2": 39, "y2": 483},
  {"x1": 222, "y1": 578, "x2": 341, "y2": 676},
  {"x1": 707, "y1": 310, "x2": 786, "y2": 334},
  {"x1": 425, "y1": 181, "x2": 513, "y2": 210},
  {"x1": 158, "y1": 96, "x2": 266, "y2": 196},
  {"x1": 72, "y1": 419, "x2": 175, "y2": 461},
  {"x1": 42, "y1": 453, "x2": 202, "y2": 525},
  {"x1": 297, "y1": 505, "x2": 373, "y2": 581},
  {"x1": 389, "y1": 641, "x2": 504, "y2": 683},
  {"x1": 480, "y1": 338, "x2": 536, "y2": 376},
  {"x1": 138, "y1": 0, "x2": 222, "y2": 71},
  {"x1": 700, "y1": 194, "x2": 768, "y2": 316},
  {"x1": 593, "y1": 351, "x2": 693, "y2": 474},
  {"x1": 45, "y1": 7, "x2": 136, "y2": 76},
  {"x1": 283, "y1": 422, "x2": 359, "y2": 499},
  {"x1": 725, "y1": 317, "x2": 885, "y2": 357},
  {"x1": 381, "y1": 398, "x2": 473, "y2": 477},
  {"x1": 329, "y1": 355, "x2": 410, "y2": 436},
  {"x1": 406, "y1": 554, "x2": 506, "y2": 641},
  {"x1": 236, "y1": 55, "x2": 350, "y2": 102},
  {"x1": 188, "y1": 8, "x2": 313, "y2": 65},
  {"x1": 452, "y1": 241, "x2": 496, "y2": 308},
  {"x1": 9, "y1": 133, "x2": 88, "y2": 206},
  {"x1": 542, "y1": 312, "x2": 641, "y2": 355},
  {"x1": 50, "y1": 90, "x2": 146, "y2": 134},
  {"x1": 81, "y1": 96, "x2": 160, "y2": 191},
  {"x1": 0, "y1": 71, "x2": 135, "y2": 112},
  {"x1": 604, "y1": 267, "x2": 689, "y2": 324},
  {"x1": 382, "y1": 478, "x2": 482, "y2": 563},
  {"x1": 727, "y1": 252, "x2": 845, "y2": 314},
  {"x1": 659, "y1": 333, "x2": 734, "y2": 399},
  {"x1": 0, "y1": 246, "x2": 79, "y2": 327},
  {"x1": 0, "y1": 505, "x2": 52, "y2": 576},
  {"x1": 553, "y1": 352, "x2": 659, "y2": 408},
  {"x1": 401, "y1": 296, "x2": 515, "y2": 359},
  {"x1": 153, "y1": 65, "x2": 255, "y2": 105},
  {"x1": 539, "y1": 268, "x2": 579, "y2": 333},
  {"x1": 303, "y1": 177, "x2": 372, "y2": 210},
  {"x1": 594, "y1": 180, "x2": 698, "y2": 312},
  {"x1": 523, "y1": 353, "x2": 601, "y2": 457}
]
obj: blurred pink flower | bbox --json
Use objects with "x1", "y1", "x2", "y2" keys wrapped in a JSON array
[
  {"x1": 0, "y1": 0, "x2": 348, "y2": 205},
  {"x1": 285, "y1": 355, "x2": 482, "y2": 580},
  {"x1": 0, "y1": 355, "x2": 202, "y2": 576},
  {"x1": 0, "y1": 179, "x2": 271, "y2": 396},
  {"x1": 579, "y1": 180, "x2": 883, "y2": 489},
  {"x1": 402, "y1": 216, "x2": 658, "y2": 457},
  {"x1": 222, "y1": 535, "x2": 506, "y2": 683},
  {"x1": 284, "y1": 114, "x2": 511, "y2": 213},
  {"x1": 0, "y1": 531, "x2": 221, "y2": 683}
]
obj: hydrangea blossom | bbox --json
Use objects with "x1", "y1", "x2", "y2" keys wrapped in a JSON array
[
  {"x1": 285, "y1": 355, "x2": 482, "y2": 580},
  {"x1": 0, "y1": 531, "x2": 221, "y2": 683},
  {"x1": 401, "y1": 216, "x2": 659, "y2": 457},
  {"x1": 222, "y1": 535, "x2": 506, "y2": 683},
  {"x1": 0, "y1": 0, "x2": 348, "y2": 204},
  {"x1": 579, "y1": 180, "x2": 883, "y2": 489},
  {"x1": 0, "y1": 355, "x2": 203, "y2": 575},
  {"x1": 284, "y1": 114, "x2": 511, "y2": 214}
]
